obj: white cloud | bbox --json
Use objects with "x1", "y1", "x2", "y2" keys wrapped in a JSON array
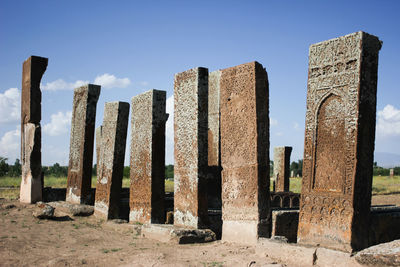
[
  {"x1": 0, "y1": 126, "x2": 20, "y2": 162},
  {"x1": 376, "y1": 104, "x2": 400, "y2": 137},
  {"x1": 270, "y1": 118, "x2": 278, "y2": 126},
  {"x1": 42, "y1": 79, "x2": 89, "y2": 91},
  {"x1": 293, "y1": 122, "x2": 300, "y2": 130},
  {"x1": 165, "y1": 96, "x2": 174, "y2": 164},
  {"x1": 43, "y1": 111, "x2": 72, "y2": 136},
  {"x1": 94, "y1": 73, "x2": 131, "y2": 89},
  {"x1": 0, "y1": 88, "x2": 20, "y2": 124}
]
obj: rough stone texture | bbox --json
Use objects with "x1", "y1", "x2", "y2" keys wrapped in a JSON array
[
  {"x1": 270, "y1": 192, "x2": 300, "y2": 208},
  {"x1": 174, "y1": 67, "x2": 209, "y2": 228},
  {"x1": 271, "y1": 210, "x2": 299, "y2": 243},
  {"x1": 129, "y1": 89, "x2": 168, "y2": 224},
  {"x1": 66, "y1": 84, "x2": 100, "y2": 204},
  {"x1": 20, "y1": 56, "x2": 48, "y2": 204},
  {"x1": 273, "y1": 146, "x2": 292, "y2": 192},
  {"x1": 48, "y1": 201, "x2": 94, "y2": 216},
  {"x1": 390, "y1": 168, "x2": 394, "y2": 178},
  {"x1": 207, "y1": 70, "x2": 222, "y2": 210},
  {"x1": 298, "y1": 32, "x2": 382, "y2": 252},
  {"x1": 95, "y1": 125, "x2": 103, "y2": 177},
  {"x1": 355, "y1": 240, "x2": 400, "y2": 266},
  {"x1": 220, "y1": 61, "x2": 270, "y2": 244},
  {"x1": 94, "y1": 101, "x2": 129, "y2": 220},
  {"x1": 33, "y1": 202, "x2": 55, "y2": 219},
  {"x1": 369, "y1": 206, "x2": 400, "y2": 246},
  {"x1": 141, "y1": 224, "x2": 216, "y2": 244}
]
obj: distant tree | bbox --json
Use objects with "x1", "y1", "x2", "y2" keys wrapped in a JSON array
[
  {"x1": 123, "y1": 166, "x2": 130, "y2": 178},
  {"x1": 165, "y1": 164, "x2": 174, "y2": 179},
  {"x1": 0, "y1": 157, "x2": 9, "y2": 177},
  {"x1": 8, "y1": 158, "x2": 21, "y2": 177},
  {"x1": 92, "y1": 164, "x2": 97, "y2": 176},
  {"x1": 290, "y1": 159, "x2": 303, "y2": 177}
]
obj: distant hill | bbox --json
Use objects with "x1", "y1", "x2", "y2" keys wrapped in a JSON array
[{"x1": 374, "y1": 152, "x2": 400, "y2": 168}]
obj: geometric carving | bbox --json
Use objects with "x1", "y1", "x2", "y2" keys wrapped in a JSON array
[{"x1": 298, "y1": 32, "x2": 382, "y2": 252}]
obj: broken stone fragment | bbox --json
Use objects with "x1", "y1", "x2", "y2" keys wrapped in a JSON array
[{"x1": 33, "y1": 202, "x2": 54, "y2": 219}]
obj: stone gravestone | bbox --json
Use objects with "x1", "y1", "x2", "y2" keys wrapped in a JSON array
[
  {"x1": 298, "y1": 32, "x2": 382, "y2": 252},
  {"x1": 129, "y1": 89, "x2": 168, "y2": 224},
  {"x1": 66, "y1": 84, "x2": 100, "y2": 204},
  {"x1": 220, "y1": 61, "x2": 270, "y2": 244},
  {"x1": 174, "y1": 67, "x2": 209, "y2": 228},
  {"x1": 94, "y1": 102, "x2": 129, "y2": 219},
  {"x1": 389, "y1": 168, "x2": 394, "y2": 178},
  {"x1": 20, "y1": 56, "x2": 48, "y2": 203},
  {"x1": 273, "y1": 146, "x2": 292, "y2": 192},
  {"x1": 95, "y1": 125, "x2": 103, "y2": 175},
  {"x1": 207, "y1": 70, "x2": 222, "y2": 209}
]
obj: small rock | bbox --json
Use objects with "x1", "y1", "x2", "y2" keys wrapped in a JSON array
[
  {"x1": 33, "y1": 203, "x2": 54, "y2": 219},
  {"x1": 355, "y1": 240, "x2": 400, "y2": 266}
]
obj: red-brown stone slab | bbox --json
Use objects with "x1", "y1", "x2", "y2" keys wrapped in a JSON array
[
  {"x1": 298, "y1": 31, "x2": 382, "y2": 252},
  {"x1": 94, "y1": 101, "x2": 129, "y2": 220},
  {"x1": 20, "y1": 56, "x2": 48, "y2": 204},
  {"x1": 273, "y1": 146, "x2": 292, "y2": 192},
  {"x1": 129, "y1": 89, "x2": 168, "y2": 224},
  {"x1": 66, "y1": 84, "x2": 100, "y2": 204},
  {"x1": 220, "y1": 61, "x2": 270, "y2": 244},
  {"x1": 174, "y1": 67, "x2": 208, "y2": 228}
]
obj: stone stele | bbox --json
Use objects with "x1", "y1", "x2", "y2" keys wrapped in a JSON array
[
  {"x1": 129, "y1": 89, "x2": 168, "y2": 224},
  {"x1": 20, "y1": 56, "x2": 48, "y2": 204},
  {"x1": 297, "y1": 31, "x2": 382, "y2": 252},
  {"x1": 273, "y1": 146, "x2": 292, "y2": 192},
  {"x1": 220, "y1": 61, "x2": 270, "y2": 244},
  {"x1": 66, "y1": 84, "x2": 100, "y2": 204},
  {"x1": 174, "y1": 67, "x2": 209, "y2": 228},
  {"x1": 94, "y1": 101, "x2": 129, "y2": 219}
]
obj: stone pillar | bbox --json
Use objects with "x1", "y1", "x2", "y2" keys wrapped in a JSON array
[
  {"x1": 96, "y1": 125, "x2": 103, "y2": 177},
  {"x1": 94, "y1": 102, "x2": 129, "y2": 219},
  {"x1": 220, "y1": 61, "x2": 270, "y2": 244},
  {"x1": 129, "y1": 89, "x2": 168, "y2": 224},
  {"x1": 298, "y1": 32, "x2": 382, "y2": 252},
  {"x1": 20, "y1": 56, "x2": 48, "y2": 204},
  {"x1": 390, "y1": 168, "x2": 394, "y2": 178},
  {"x1": 66, "y1": 84, "x2": 100, "y2": 204},
  {"x1": 273, "y1": 146, "x2": 292, "y2": 192},
  {"x1": 207, "y1": 70, "x2": 222, "y2": 209},
  {"x1": 174, "y1": 67, "x2": 208, "y2": 228}
]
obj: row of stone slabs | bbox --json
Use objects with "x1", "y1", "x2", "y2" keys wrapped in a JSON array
[{"x1": 19, "y1": 31, "x2": 382, "y2": 252}]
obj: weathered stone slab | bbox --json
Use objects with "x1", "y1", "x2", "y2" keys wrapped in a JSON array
[
  {"x1": 273, "y1": 146, "x2": 292, "y2": 192},
  {"x1": 298, "y1": 32, "x2": 382, "y2": 252},
  {"x1": 129, "y1": 89, "x2": 168, "y2": 224},
  {"x1": 94, "y1": 101, "x2": 129, "y2": 220},
  {"x1": 207, "y1": 70, "x2": 222, "y2": 209},
  {"x1": 390, "y1": 168, "x2": 394, "y2": 178},
  {"x1": 95, "y1": 125, "x2": 103, "y2": 176},
  {"x1": 174, "y1": 67, "x2": 208, "y2": 228},
  {"x1": 20, "y1": 56, "x2": 48, "y2": 204},
  {"x1": 220, "y1": 61, "x2": 270, "y2": 244},
  {"x1": 66, "y1": 84, "x2": 100, "y2": 204},
  {"x1": 271, "y1": 209, "x2": 299, "y2": 243},
  {"x1": 355, "y1": 239, "x2": 400, "y2": 266}
]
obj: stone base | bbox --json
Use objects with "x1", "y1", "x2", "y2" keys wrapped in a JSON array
[
  {"x1": 20, "y1": 173, "x2": 42, "y2": 204},
  {"x1": 141, "y1": 224, "x2": 216, "y2": 244},
  {"x1": 271, "y1": 209, "x2": 299, "y2": 243},
  {"x1": 222, "y1": 220, "x2": 260, "y2": 244}
]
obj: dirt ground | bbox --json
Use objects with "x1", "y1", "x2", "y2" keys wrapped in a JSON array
[
  {"x1": 0, "y1": 199, "x2": 284, "y2": 267},
  {"x1": 1, "y1": 195, "x2": 399, "y2": 267}
]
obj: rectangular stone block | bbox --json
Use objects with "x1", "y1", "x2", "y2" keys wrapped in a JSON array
[
  {"x1": 273, "y1": 146, "x2": 292, "y2": 192},
  {"x1": 94, "y1": 101, "x2": 129, "y2": 219},
  {"x1": 129, "y1": 89, "x2": 168, "y2": 224},
  {"x1": 298, "y1": 32, "x2": 382, "y2": 252},
  {"x1": 271, "y1": 209, "x2": 299, "y2": 243},
  {"x1": 96, "y1": 125, "x2": 103, "y2": 176},
  {"x1": 66, "y1": 84, "x2": 100, "y2": 204},
  {"x1": 20, "y1": 55, "x2": 48, "y2": 204},
  {"x1": 220, "y1": 61, "x2": 270, "y2": 244},
  {"x1": 174, "y1": 67, "x2": 208, "y2": 228}
]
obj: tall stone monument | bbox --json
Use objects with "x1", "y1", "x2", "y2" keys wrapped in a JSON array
[
  {"x1": 174, "y1": 67, "x2": 208, "y2": 228},
  {"x1": 298, "y1": 32, "x2": 382, "y2": 252},
  {"x1": 207, "y1": 70, "x2": 222, "y2": 209},
  {"x1": 94, "y1": 101, "x2": 129, "y2": 219},
  {"x1": 220, "y1": 61, "x2": 270, "y2": 244},
  {"x1": 129, "y1": 89, "x2": 168, "y2": 224},
  {"x1": 273, "y1": 146, "x2": 292, "y2": 192},
  {"x1": 66, "y1": 84, "x2": 100, "y2": 204},
  {"x1": 20, "y1": 56, "x2": 48, "y2": 203},
  {"x1": 390, "y1": 168, "x2": 394, "y2": 178}
]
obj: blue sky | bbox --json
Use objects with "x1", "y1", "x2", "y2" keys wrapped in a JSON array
[{"x1": 1, "y1": 1, "x2": 399, "y2": 166}]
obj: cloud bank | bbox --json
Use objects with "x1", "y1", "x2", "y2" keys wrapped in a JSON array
[
  {"x1": 376, "y1": 104, "x2": 400, "y2": 137},
  {"x1": 43, "y1": 111, "x2": 72, "y2": 136},
  {"x1": 0, "y1": 88, "x2": 20, "y2": 123}
]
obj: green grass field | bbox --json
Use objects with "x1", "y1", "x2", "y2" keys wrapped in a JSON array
[{"x1": 0, "y1": 175, "x2": 399, "y2": 199}]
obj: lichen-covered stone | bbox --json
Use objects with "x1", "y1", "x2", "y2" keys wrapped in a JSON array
[
  {"x1": 94, "y1": 101, "x2": 129, "y2": 220},
  {"x1": 220, "y1": 61, "x2": 270, "y2": 244},
  {"x1": 20, "y1": 56, "x2": 48, "y2": 204},
  {"x1": 174, "y1": 67, "x2": 208, "y2": 228},
  {"x1": 129, "y1": 89, "x2": 168, "y2": 224},
  {"x1": 298, "y1": 31, "x2": 382, "y2": 252},
  {"x1": 273, "y1": 147, "x2": 292, "y2": 192},
  {"x1": 66, "y1": 84, "x2": 100, "y2": 204}
]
